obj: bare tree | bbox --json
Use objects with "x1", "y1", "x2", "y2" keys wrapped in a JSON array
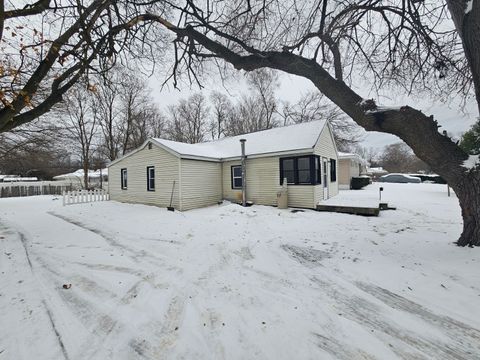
[
  {"x1": 354, "y1": 145, "x2": 381, "y2": 168},
  {"x1": 60, "y1": 84, "x2": 99, "y2": 189},
  {"x1": 0, "y1": 122, "x2": 73, "y2": 178},
  {"x1": 210, "y1": 91, "x2": 233, "y2": 139},
  {"x1": 149, "y1": 111, "x2": 168, "y2": 138},
  {"x1": 166, "y1": 93, "x2": 209, "y2": 143},
  {"x1": 0, "y1": 0, "x2": 167, "y2": 133},
  {"x1": 93, "y1": 68, "x2": 164, "y2": 159},
  {"x1": 246, "y1": 69, "x2": 279, "y2": 130},
  {"x1": 379, "y1": 143, "x2": 430, "y2": 173},
  {"x1": 280, "y1": 91, "x2": 363, "y2": 151},
  {"x1": 150, "y1": 1, "x2": 480, "y2": 246},
  {"x1": 94, "y1": 73, "x2": 123, "y2": 162}
]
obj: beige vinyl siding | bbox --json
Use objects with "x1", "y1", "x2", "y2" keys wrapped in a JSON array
[
  {"x1": 339, "y1": 158, "x2": 361, "y2": 188},
  {"x1": 338, "y1": 158, "x2": 352, "y2": 185},
  {"x1": 222, "y1": 157, "x2": 279, "y2": 205},
  {"x1": 222, "y1": 156, "x2": 316, "y2": 209},
  {"x1": 314, "y1": 125, "x2": 339, "y2": 202},
  {"x1": 287, "y1": 185, "x2": 315, "y2": 208},
  {"x1": 314, "y1": 185, "x2": 323, "y2": 205},
  {"x1": 109, "y1": 144, "x2": 180, "y2": 208},
  {"x1": 179, "y1": 159, "x2": 222, "y2": 211}
]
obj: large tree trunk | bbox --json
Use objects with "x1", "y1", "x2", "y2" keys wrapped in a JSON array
[{"x1": 454, "y1": 172, "x2": 480, "y2": 246}]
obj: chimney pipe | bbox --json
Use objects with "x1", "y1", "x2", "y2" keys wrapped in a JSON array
[{"x1": 240, "y1": 139, "x2": 246, "y2": 207}]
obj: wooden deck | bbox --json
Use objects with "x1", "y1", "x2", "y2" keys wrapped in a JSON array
[{"x1": 316, "y1": 204, "x2": 380, "y2": 216}]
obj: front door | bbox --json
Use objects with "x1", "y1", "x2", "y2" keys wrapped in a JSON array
[{"x1": 323, "y1": 158, "x2": 329, "y2": 199}]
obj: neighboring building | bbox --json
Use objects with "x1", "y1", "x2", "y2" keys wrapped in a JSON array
[
  {"x1": 338, "y1": 152, "x2": 368, "y2": 189},
  {"x1": 108, "y1": 120, "x2": 339, "y2": 211},
  {"x1": 0, "y1": 175, "x2": 38, "y2": 182},
  {"x1": 367, "y1": 167, "x2": 388, "y2": 180},
  {"x1": 53, "y1": 169, "x2": 108, "y2": 187}
]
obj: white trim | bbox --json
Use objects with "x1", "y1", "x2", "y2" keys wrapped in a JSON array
[
  {"x1": 147, "y1": 166, "x2": 155, "y2": 191},
  {"x1": 178, "y1": 158, "x2": 183, "y2": 211},
  {"x1": 231, "y1": 165, "x2": 243, "y2": 189},
  {"x1": 324, "y1": 122, "x2": 339, "y2": 158},
  {"x1": 221, "y1": 148, "x2": 314, "y2": 161},
  {"x1": 121, "y1": 168, "x2": 128, "y2": 189}
]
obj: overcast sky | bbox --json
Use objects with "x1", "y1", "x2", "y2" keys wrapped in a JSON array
[{"x1": 147, "y1": 69, "x2": 478, "y2": 151}]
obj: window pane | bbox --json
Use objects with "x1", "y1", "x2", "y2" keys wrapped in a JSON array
[
  {"x1": 315, "y1": 157, "x2": 321, "y2": 184},
  {"x1": 283, "y1": 170, "x2": 295, "y2": 184},
  {"x1": 298, "y1": 157, "x2": 310, "y2": 170},
  {"x1": 234, "y1": 178, "x2": 243, "y2": 188},
  {"x1": 233, "y1": 166, "x2": 242, "y2": 177},
  {"x1": 121, "y1": 169, "x2": 127, "y2": 189},
  {"x1": 330, "y1": 159, "x2": 337, "y2": 181},
  {"x1": 283, "y1": 159, "x2": 294, "y2": 171},
  {"x1": 298, "y1": 170, "x2": 311, "y2": 183}
]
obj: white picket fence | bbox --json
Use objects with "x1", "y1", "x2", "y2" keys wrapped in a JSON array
[{"x1": 63, "y1": 189, "x2": 109, "y2": 206}]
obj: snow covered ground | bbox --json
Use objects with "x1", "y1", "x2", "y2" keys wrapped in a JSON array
[{"x1": 0, "y1": 183, "x2": 479, "y2": 360}]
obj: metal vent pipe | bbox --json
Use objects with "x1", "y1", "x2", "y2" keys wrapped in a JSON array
[{"x1": 240, "y1": 139, "x2": 246, "y2": 207}]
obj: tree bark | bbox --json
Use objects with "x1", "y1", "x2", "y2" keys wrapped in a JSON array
[{"x1": 455, "y1": 171, "x2": 480, "y2": 246}]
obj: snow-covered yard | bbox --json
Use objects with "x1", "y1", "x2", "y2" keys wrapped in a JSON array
[{"x1": 0, "y1": 183, "x2": 479, "y2": 359}]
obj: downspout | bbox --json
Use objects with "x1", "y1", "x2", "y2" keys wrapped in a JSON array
[{"x1": 240, "y1": 139, "x2": 246, "y2": 207}]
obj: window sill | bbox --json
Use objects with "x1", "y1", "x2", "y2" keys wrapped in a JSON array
[{"x1": 282, "y1": 183, "x2": 318, "y2": 186}]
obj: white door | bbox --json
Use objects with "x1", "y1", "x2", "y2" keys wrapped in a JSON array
[{"x1": 323, "y1": 158, "x2": 329, "y2": 199}]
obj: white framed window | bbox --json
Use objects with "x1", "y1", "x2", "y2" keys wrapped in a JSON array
[
  {"x1": 121, "y1": 168, "x2": 127, "y2": 189},
  {"x1": 231, "y1": 165, "x2": 242, "y2": 189},
  {"x1": 147, "y1": 166, "x2": 155, "y2": 191}
]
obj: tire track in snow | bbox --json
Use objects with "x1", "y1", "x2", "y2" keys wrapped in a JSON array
[
  {"x1": 44, "y1": 213, "x2": 193, "y2": 358},
  {"x1": 6, "y1": 224, "x2": 131, "y2": 359},
  {"x1": 42, "y1": 300, "x2": 70, "y2": 360},
  {"x1": 355, "y1": 281, "x2": 480, "y2": 343},
  {"x1": 279, "y1": 242, "x2": 480, "y2": 359},
  {"x1": 2, "y1": 224, "x2": 71, "y2": 360},
  {"x1": 47, "y1": 212, "x2": 178, "y2": 273},
  {"x1": 48, "y1": 212, "x2": 147, "y2": 262},
  {"x1": 17, "y1": 231, "x2": 34, "y2": 270},
  {"x1": 310, "y1": 276, "x2": 480, "y2": 360}
]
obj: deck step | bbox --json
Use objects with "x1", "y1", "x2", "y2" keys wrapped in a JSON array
[{"x1": 316, "y1": 204, "x2": 380, "y2": 216}]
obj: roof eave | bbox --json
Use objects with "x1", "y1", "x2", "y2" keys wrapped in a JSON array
[{"x1": 221, "y1": 148, "x2": 315, "y2": 161}]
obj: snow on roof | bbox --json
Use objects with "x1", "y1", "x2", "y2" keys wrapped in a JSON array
[
  {"x1": 338, "y1": 152, "x2": 367, "y2": 165},
  {"x1": 153, "y1": 120, "x2": 327, "y2": 160},
  {"x1": 53, "y1": 168, "x2": 108, "y2": 180},
  {"x1": 382, "y1": 173, "x2": 420, "y2": 180},
  {"x1": 367, "y1": 167, "x2": 388, "y2": 174},
  {"x1": 2, "y1": 177, "x2": 38, "y2": 182}
]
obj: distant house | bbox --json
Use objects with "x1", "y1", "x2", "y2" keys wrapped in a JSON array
[
  {"x1": 338, "y1": 152, "x2": 368, "y2": 189},
  {"x1": 53, "y1": 169, "x2": 108, "y2": 187},
  {"x1": 0, "y1": 175, "x2": 38, "y2": 182},
  {"x1": 366, "y1": 167, "x2": 388, "y2": 180},
  {"x1": 108, "y1": 120, "x2": 339, "y2": 211}
]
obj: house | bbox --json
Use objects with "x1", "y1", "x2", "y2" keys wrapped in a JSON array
[
  {"x1": 366, "y1": 167, "x2": 388, "y2": 180},
  {"x1": 338, "y1": 152, "x2": 368, "y2": 189},
  {"x1": 0, "y1": 175, "x2": 38, "y2": 182},
  {"x1": 108, "y1": 120, "x2": 339, "y2": 211},
  {"x1": 53, "y1": 169, "x2": 108, "y2": 187}
]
